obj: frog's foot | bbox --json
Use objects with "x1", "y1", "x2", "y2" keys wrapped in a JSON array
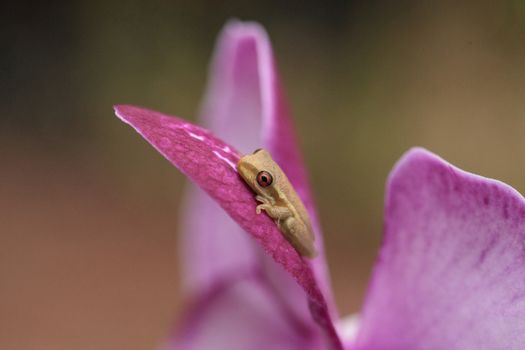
[{"x1": 256, "y1": 203, "x2": 271, "y2": 215}]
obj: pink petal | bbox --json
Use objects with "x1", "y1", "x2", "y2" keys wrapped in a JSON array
[
  {"x1": 114, "y1": 105, "x2": 341, "y2": 349},
  {"x1": 178, "y1": 21, "x2": 337, "y2": 349},
  {"x1": 188, "y1": 20, "x2": 335, "y2": 312},
  {"x1": 179, "y1": 20, "x2": 275, "y2": 295},
  {"x1": 355, "y1": 148, "x2": 525, "y2": 349}
]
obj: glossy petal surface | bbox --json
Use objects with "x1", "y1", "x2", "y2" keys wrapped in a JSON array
[
  {"x1": 355, "y1": 148, "x2": 525, "y2": 350},
  {"x1": 114, "y1": 104, "x2": 341, "y2": 349}
]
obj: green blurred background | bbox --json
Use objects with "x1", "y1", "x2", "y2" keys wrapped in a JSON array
[{"x1": 2, "y1": 1, "x2": 525, "y2": 349}]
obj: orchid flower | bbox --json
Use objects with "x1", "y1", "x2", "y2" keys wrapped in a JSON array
[{"x1": 114, "y1": 21, "x2": 525, "y2": 350}]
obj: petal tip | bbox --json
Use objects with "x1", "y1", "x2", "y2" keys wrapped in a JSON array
[
  {"x1": 113, "y1": 104, "x2": 134, "y2": 123},
  {"x1": 393, "y1": 146, "x2": 435, "y2": 168},
  {"x1": 222, "y1": 19, "x2": 269, "y2": 42},
  {"x1": 387, "y1": 147, "x2": 436, "y2": 184}
]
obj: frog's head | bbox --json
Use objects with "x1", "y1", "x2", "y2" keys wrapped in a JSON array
[{"x1": 237, "y1": 149, "x2": 279, "y2": 198}]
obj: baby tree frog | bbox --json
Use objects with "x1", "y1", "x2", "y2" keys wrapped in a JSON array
[{"x1": 237, "y1": 149, "x2": 317, "y2": 258}]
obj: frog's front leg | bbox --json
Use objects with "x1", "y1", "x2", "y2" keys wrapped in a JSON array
[
  {"x1": 256, "y1": 203, "x2": 293, "y2": 226},
  {"x1": 256, "y1": 195, "x2": 275, "y2": 205},
  {"x1": 255, "y1": 195, "x2": 276, "y2": 215}
]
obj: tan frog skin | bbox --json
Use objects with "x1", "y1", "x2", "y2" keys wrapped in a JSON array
[{"x1": 237, "y1": 149, "x2": 317, "y2": 258}]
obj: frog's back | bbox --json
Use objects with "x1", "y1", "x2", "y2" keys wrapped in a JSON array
[{"x1": 276, "y1": 173, "x2": 314, "y2": 239}]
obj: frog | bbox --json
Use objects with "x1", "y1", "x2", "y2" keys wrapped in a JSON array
[{"x1": 236, "y1": 148, "x2": 317, "y2": 258}]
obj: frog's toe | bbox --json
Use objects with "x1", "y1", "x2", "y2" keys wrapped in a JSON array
[{"x1": 256, "y1": 204, "x2": 270, "y2": 214}]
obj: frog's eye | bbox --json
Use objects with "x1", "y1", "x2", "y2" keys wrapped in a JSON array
[{"x1": 256, "y1": 171, "x2": 273, "y2": 187}]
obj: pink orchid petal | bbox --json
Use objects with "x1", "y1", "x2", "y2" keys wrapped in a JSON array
[
  {"x1": 355, "y1": 148, "x2": 525, "y2": 349},
  {"x1": 114, "y1": 105, "x2": 342, "y2": 349},
  {"x1": 179, "y1": 20, "x2": 273, "y2": 296},
  {"x1": 186, "y1": 20, "x2": 335, "y2": 314},
  {"x1": 177, "y1": 21, "x2": 338, "y2": 349}
]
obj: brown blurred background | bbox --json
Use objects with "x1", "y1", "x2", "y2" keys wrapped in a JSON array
[{"x1": 2, "y1": 1, "x2": 525, "y2": 349}]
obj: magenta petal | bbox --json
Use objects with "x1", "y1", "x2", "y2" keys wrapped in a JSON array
[
  {"x1": 194, "y1": 21, "x2": 335, "y2": 312},
  {"x1": 114, "y1": 105, "x2": 342, "y2": 349},
  {"x1": 177, "y1": 21, "x2": 338, "y2": 349},
  {"x1": 355, "y1": 148, "x2": 525, "y2": 349},
  {"x1": 180, "y1": 20, "x2": 274, "y2": 296}
]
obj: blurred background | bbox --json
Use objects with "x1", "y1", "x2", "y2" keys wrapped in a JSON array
[{"x1": 2, "y1": 1, "x2": 525, "y2": 349}]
